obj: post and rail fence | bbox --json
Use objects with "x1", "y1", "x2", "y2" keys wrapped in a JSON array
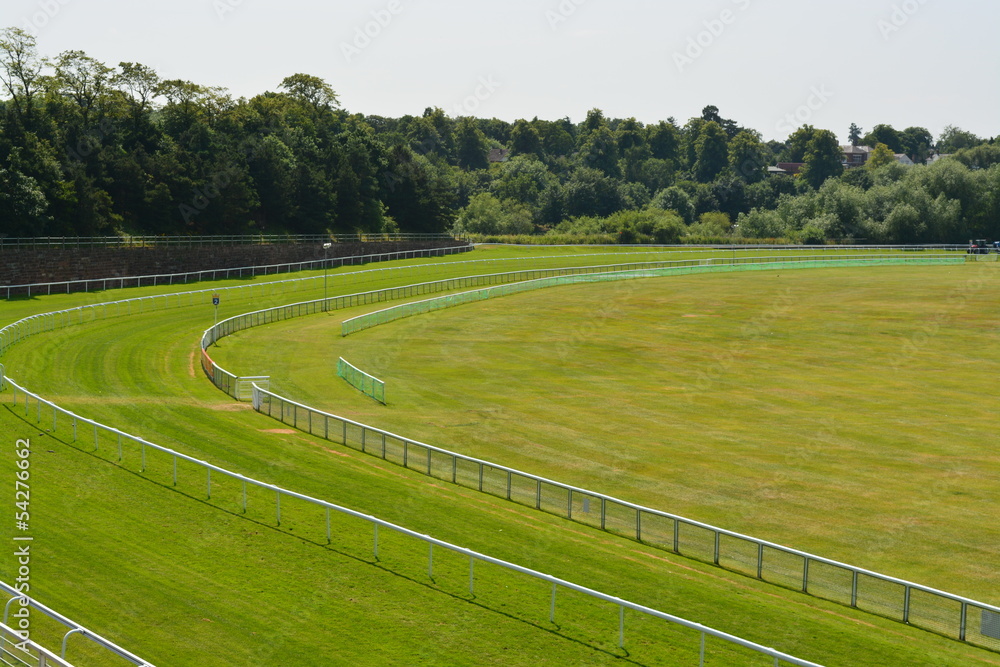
[
  {"x1": 0, "y1": 378, "x2": 822, "y2": 666},
  {"x1": 0, "y1": 582, "x2": 154, "y2": 666},
  {"x1": 200, "y1": 253, "x2": 1000, "y2": 652},
  {"x1": 1, "y1": 249, "x2": 995, "y2": 658}
]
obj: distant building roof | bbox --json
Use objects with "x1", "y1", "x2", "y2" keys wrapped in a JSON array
[
  {"x1": 895, "y1": 154, "x2": 915, "y2": 166},
  {"x1": 775, "y1": 162, "x2": 805, "y2": 175},
  {"x1": 926, "y1": 153, "x2": 953, "y2": 165},
  {"x1": 488, "y1": 148, "x2": 510, "y2": 163},
  {"x1": 842, "y1": 145, "x2": 872, "y2": 155}
]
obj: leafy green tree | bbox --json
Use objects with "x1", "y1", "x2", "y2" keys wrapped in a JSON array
[
  {"x1": 937, "y1": 125, "x2": 983, "y2": 153},
  {"x1": 647, "y1": 121, "x2": 680, "y2": 161},
  {"x1": 562, "y1": 167, "x2": 623, "y2": 218},
  {"x1": 490, "y1": 156, "x2": 556, "y2": 208},
  {"x1": 279, "y1": 73, "x2": 339, "y2": 113},
  {"x1": 454, "y1": 117, "x2": 489, "y2": 170},
  {"x1": 0, "y1": 28, "x2": 43, "y2": 125},
  {"x1": 454, "y1": 192, "x2": 533, "y2": 235},
  {"x1": 579, "y1": 108, "x2": 607, "y2": 138},
  {"x1": 900, "y1": 126, "x2": 933, "y2": 163},
  {"x1": 0, "y1": 165, "x2": 47, "y2": 234},
  {"x1": 694, "y1": 121, "x2": 729, "y2": 182},
  {"x1": 49, "y1": 50, "x2": 113, "y2": 125},
  {"x1": 785, "y1": 125, "x2": 816, "y2": 162},
  {"x1": 866, "y1": 143, "x2": 897, "y2": 170},
  {"x1": 848, "y1": 123, "x2": 863, "y2": 147},
  {"x1": 615, "y1": 117, "x2": 645, "y2": 152},
  {"x1": 578, "y1": 126, "x2": 621, "y2": 178},
  {"x1": 650, "y1": 185, "x2": 695, "y2": 223},
  {"x1": 799, "y1": 130, "x2": 843, "y2": 188},
  {"x1": 509, "y1": 119, "x2": 543, "y2": 158},
  {"x1": 862, "y1": 124, "x2": 903, "y2": 153},
  {"x1": 728, "y1": 130, "x2": 767, "y2": 183}
]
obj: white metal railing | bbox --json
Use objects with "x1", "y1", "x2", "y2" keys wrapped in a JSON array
[
  {"x1": 2, "y1": 378, "x2": 822, "y2": 666},
  {"x1": 0, "y1": 582, "x2": 153, "y2": 666},
  {"x1": 0, "y1": 623, "x2": 74, "y2": 667},
  {"x1": 204, "y1": 254, "x2": 1000, "y2": 652},
  {"x1": 0, "y1": 249, "x2": 989, "y2": 658}
]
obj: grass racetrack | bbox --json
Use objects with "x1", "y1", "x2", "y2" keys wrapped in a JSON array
[{"x1": 2, "y1": 246, "x2": 999, "y2": 666}]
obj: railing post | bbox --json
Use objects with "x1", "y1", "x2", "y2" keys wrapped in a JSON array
[
  {"x1": 851, "y1": 570, "x2": 859, "y2": 607},
  {"x1": 550, "y1": 583, "x2": 557, "y2": 623},
  {"x1": 903, "y1": 585, "x2": 911, "y2": 623},
  {"x1": 803, "y1": 557, "x2": 810, "y2": 593},
  {"x1": 276, "y1": 490, "x2": 281, "y2": 525},
  {"x1": 960, "y1": 602, "x2": 968, "y2": 641}
]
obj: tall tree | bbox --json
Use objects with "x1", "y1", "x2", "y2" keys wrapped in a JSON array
[
  {"x1": 800, "y1": 130, "x2": 844, "y2": 188},
  {"x1": 900, "y1": 126, "x2": 933, "y2": 163},
  {"x1": 728, "y1": 130, "x2": 767, "y2": 184},
  {"x1": 848, "y1": 123, "x2": 863, "y2": 147},
  {"x1": 509, "y1": 119, "x2": 543, "y2": 158},
  {"x1": 578, "y1": 126, "x2": 621, "y2": 178},
  {"x1": 50, "y1": 50, "x2": 113, "y2": 125},
  {"x1": 647, "y1": 120, "x2": 680, "y2": 161},
  {"x1": 454, "y1": 117, "x2": 489, "y2": 170},
  {"x1": 278, "y1": 73, "x2": 339, "y2": 113},
  {"x1": 0, "y1": 28, "x2": 44, "y2": 124},
  {"x1": 694, "y1": 121, "x2": 729, "y2": 182}
]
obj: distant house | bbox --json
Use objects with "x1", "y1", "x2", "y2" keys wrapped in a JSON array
[
  {"x1": 926, "y1": 153, "x2": 953, "y2": 165},
  {"x1": 487, "y1": 148, "x2": 510, "y2": 164},
  {"x1": 842, "y1": 145, "x2": 916, "y2": 168},
  {"x1": 842, "y1": 145, "x2": 871, "y2": 168},
  {"x1": 774, "y1": 162, "x2": 805, "y2": 176}
]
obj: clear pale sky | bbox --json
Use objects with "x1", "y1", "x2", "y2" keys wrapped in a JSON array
[{"x1": 4, "y1": 0, "x2": 998, "y2": 143}]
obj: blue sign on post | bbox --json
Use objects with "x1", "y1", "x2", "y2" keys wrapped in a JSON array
[{"x1": 212, "y1": 296, "x2": 220, "y2": 306}]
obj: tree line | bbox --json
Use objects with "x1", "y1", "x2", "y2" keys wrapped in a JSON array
[{"x1": 1, "y1": 27, "x2": 997, "y2": 243}]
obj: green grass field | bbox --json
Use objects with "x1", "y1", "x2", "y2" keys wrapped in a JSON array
[{"x1": 2, "y1": 246, "x2": 998, "y2": 666}]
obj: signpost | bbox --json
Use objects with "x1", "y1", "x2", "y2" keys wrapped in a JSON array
[{"x1": 212, "y1": 294, "x2": 220, "y2": 326}]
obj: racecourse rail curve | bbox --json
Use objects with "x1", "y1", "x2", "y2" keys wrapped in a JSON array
[
  {"x1": 0, "y1": 251, "x2": 843, "y2": 665},
  {"x1": 0, "y1": 581, "x2": 154, "y2": 666},
  {"x1": 199, "y1": 252, "x2": 1000, "y2": 654}
]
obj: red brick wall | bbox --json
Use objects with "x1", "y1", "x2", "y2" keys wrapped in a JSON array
[{"x1": 0, "y1": 241, "x2": 470, "y2": 289}]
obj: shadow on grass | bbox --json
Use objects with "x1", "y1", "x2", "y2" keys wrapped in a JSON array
[{"x1": 7, "y1": 405, "x2": 651, "y2": 666}]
